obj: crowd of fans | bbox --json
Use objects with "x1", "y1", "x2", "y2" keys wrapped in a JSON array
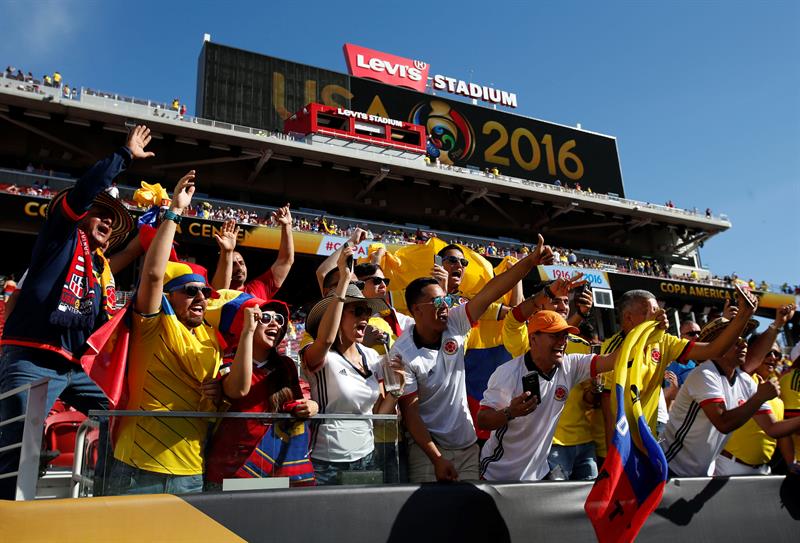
[{"x1": 0, "y1": 125, "x2": 797, "y2": 501}]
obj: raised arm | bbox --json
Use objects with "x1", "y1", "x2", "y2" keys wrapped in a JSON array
[
  {"x1": 269, "y1": 204, "x2": 295, "y2": 289},
  {"x1": 315, "y1": 228, "x2": 365, "y2": 294},
  {"x1": 108, "y1": 232, "x2": 145, "y2": 275},
  {"x1": 690, "y1": 289, "x2": 759, "y2": 361},
  {"x1": 302, "y1": 246, "x2": 354, "y2": 372},
  {"x1": 210, "y1": 219, "x2": 240, "y2": 290},
  {"x1": 466, "y1": 234, "x2": 554, "y2": 321},
  {"x1": 753, "y1": 406, "x2": 800, "y2": 439},
  {"x1": 743, "y1": 304, "x2": 795, "y2": 374},
  {"x1": 134, "y1": 171, "x2": 195, "y2": 315},
  {"x1": 223, "y1": 306, "x2": 260, "y2": 399}
]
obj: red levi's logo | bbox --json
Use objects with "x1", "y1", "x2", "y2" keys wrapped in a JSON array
[{"x1": 343, "y1": 44, "x2": 429, "y2": 92}]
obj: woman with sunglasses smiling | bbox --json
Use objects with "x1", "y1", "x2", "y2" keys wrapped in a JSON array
[
  {"x1": 302, "y1": 246, "x2": 405, "y2": 485},
  {"x1": 205, "y1": 294, "x2": 319, "y2": 487},
  {"x1": 353, "y1": 262, "x2": 415, "y2": 355}
]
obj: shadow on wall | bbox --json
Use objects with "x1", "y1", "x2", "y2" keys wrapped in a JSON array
[{"x1": 387, "y1": 482, "x2": 510, "y2": 543}]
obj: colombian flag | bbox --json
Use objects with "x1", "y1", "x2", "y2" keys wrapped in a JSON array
[{"x1": 584, "y1": 321, "x2": 668, "y2": 543}]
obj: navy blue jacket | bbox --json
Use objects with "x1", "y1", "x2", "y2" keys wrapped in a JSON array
[{"x1": 2, "y1": 148, "x2": 132, "y2": 362}]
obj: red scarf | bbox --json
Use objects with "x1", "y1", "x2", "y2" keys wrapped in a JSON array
[{"x1": 49, "y1": 230, "x2": 116, "y2": 328}]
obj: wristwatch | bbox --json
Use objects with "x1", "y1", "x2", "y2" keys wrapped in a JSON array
[
  {"x1": 162, "y1": 208, "x2": 182, "y2": 225},
  {"x1": 502, "y1": 407, "x2": 515, "y2": 421}
]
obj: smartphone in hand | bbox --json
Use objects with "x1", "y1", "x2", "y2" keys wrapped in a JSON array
[
  {"x1": 434, "y1": 255, "x2": 443, "y2": 267},
  {"x1": 734, "y1": 283, "x2": 756, "y2": 309},
  {"x1": 522, "y1": 371, "x2": 541, "y2": 404}
]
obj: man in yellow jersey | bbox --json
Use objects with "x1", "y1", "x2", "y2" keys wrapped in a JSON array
[
  {"x1": 107, "y1": 172, "x2": 226, "y2": 495},
  {"x1": 501, "y1": 273, "x2": 599, "y2": 479},
  {"x1": 717, "y1": 333, "x2": 795, "y2": 475},
  {"x1": 779, "y1": 343, "x2": 800, "y2": 471},
  {"x1": 599, "y1": 288, "x2": 759, "y2": 448}
]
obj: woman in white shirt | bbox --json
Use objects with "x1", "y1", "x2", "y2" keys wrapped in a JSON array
[{"x1": 302, "y1": 246, "x2": 404, "y2": 485}]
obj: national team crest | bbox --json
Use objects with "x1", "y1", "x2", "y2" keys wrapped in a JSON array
[
  {"x1": 443, "y1": 338, "x2": 458, "y2": 355},
  {"x1": 650, "y1": 348, "x2": 661, "y2": 362},
  {"x1": 69, "y1": 273, "x2": 84, "y2": 298},
  {"x1": 554, "y1": 385, "x2": 568, "y2": 402}
]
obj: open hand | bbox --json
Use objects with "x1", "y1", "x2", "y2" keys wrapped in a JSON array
[
  {"x1": 272, "y1": 203, "x2": 292, "y2": 227},
  {"x1": 171, "y1": 170, "x2": 196, "y2": 212},
  {"x1": 126, "y1": 125, "x2": 155, "y2": 160},
  {"x1": 213, "y1": 218, "x2": 240, "y2": 252}
]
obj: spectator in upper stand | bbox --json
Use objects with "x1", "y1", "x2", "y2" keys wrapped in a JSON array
[
  {"x1": 43, "y1": 74, "x2": 52, "y2": 87},
  {"x1": 353, "y1": 259, "x2": 414, "y2": 355},
  {"x1": 748, "y1": 278, "x2": 756, "y2": 290},
  {"x1": 211, "y1": 203, "x2": 294, "y2": 300},
  {"x1": 179, "y1": 104, "x2": 187, "y2": 117},
  {"x1": 392, "y1": 236, "x2": 553, "y2": 482},
  {"x1": 568, "y1": 250, "x2": 577, "y2": 265},
  {"x1": 107, "y1": 171, "x2": 225, "y2": 495},
  {"x1": 706, "y1": 207, "x2": 712, "y2": 218},
  {"x1": 52, "y1": 71, "x2": 61, "y2": 88},
  {"x1": 301, "y1": 248, "x2": 403, "y2": 485},
  {"x1": 599, "y1": 288, "x2": 761, "y2": 449},
  {"x1": 662, "y1": 317, "x2": 800, "y2": 477},
  {"x1": 0, "y1": 126, "x2": 151, "y2": 500},
  {"x1": 62, "y1": 84, "x2": 70, "y2": 98},
  {"x1": 171, "y1": 98, "x2": 180, "y2": 111}
]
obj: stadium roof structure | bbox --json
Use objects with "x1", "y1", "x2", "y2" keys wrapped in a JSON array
[{"x1": 0, "y1": 81, "x2": 729, "y2": 261}]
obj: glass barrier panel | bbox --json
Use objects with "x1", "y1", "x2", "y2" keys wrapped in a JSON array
[{"x1": 83, "y1": 411, "x2": 399, "y2": 497}]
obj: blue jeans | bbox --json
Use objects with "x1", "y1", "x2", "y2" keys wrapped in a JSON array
[
  {"x1": 105, "y1": 458, "x2": 203, "y2": 495},
  {"x1": 312, "y1": 451, "x2": 376, "y2": 486},
  {"x1": 547, "y1": 442, "x2": 598, "y2": 481},
  {"x1": 0, "y1": 346, "x2": 108, "y2": 500}
]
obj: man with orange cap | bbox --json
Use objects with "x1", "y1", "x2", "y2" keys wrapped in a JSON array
[{"x1": 477, "y1": 310, "x2": 666, "y2": 481}]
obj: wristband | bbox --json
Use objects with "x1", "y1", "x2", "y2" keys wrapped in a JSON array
[
  {"x1": 163, "y1": 208, "x2": 182, "y2": 225},
  {"x1": 503, "y1": 407, "x2": 515, "y2": 421}
]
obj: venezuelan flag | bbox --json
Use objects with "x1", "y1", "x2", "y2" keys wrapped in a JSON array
[{"x1": 584, "y1": 321, "x2": 668, "y2": 543}]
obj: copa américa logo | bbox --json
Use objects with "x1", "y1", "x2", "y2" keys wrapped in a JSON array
[{"x1": 343, "y1": 44, "x2": 429, "y2": 93}]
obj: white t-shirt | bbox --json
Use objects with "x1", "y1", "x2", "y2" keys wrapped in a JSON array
[
  {"x1": 657, "y1": 389, "x2": 669, "y2": 425},
  {"x1": 390, "y1": 303, "x2": 475, "y2": 449},
  {"x1": 303, "y1": 344, "x2": 382, "y2": 463},
  {"x1": 662, "y1": 360, "x2": 770, "y2": 477},
  {"x1": 479, "y1": 352, "x2": 596, "y2": 481}
]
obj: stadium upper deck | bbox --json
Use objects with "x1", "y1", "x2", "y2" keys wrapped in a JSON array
[{"x1": 0, "y1": 64, "x2": 728, "y2": 263}]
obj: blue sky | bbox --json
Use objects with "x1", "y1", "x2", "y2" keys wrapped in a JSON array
[{"x1": 1, "y1": 0, "x2": 797, "y2": 287}]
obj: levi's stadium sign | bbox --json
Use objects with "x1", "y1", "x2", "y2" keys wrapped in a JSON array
[
  {"x1": 343, "y1": 43, "x2": 517, "y2": 108},
  {"x1": 343, "y1": 44, "x2": 428, "y2": 93}
]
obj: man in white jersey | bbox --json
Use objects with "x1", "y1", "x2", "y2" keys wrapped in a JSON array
[
  {"x1": 662, "y1": 317, "x2": 800, "y2": 477},
  {"x1": 392, "y1": 236, "x2": 553, "y2": 482},
  {"x1": 477, "y1": 310, "x2": 649, "y2": 481}
]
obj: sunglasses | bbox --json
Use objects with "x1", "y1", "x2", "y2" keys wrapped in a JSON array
[
  {"x1": 348, "y1": 305, "x2": 373, "y2": 318},
  {"x1": 418, "y1": 295, "x2": 459, "y2": 309},
  {"x1": 259, "y1": 312, "x2": 285, "y2": 327},
  {"x1": 170, "y1": 285, "x2": 212, "y2": 298},
  {"x1": 366, "y1": 277, "x2": 391, "y2": 287},
  {"x1": 766, "y1": 350, "x2": 781, "y2": 359},
  {"x1": 350, "y1": 280, "x2": 366, "y2": 290},
  {"x1": 441, "y1": 255, "x2": 469, "y2": 267}
]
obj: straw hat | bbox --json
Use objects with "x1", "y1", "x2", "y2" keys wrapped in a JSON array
[
  {"x1": 305, "y1": 283, "x2": 389, "y2": 339},
  {"x1": 48, "y1": 188, "x2": 134, "y2": 251},
  {"x1": 697, "y1": 317, "x2": 759, "y2": 343}
]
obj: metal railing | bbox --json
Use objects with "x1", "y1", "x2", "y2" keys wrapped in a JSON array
[{"x1": 0, "y1": 377, "x2": 49, "y2": 500}]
